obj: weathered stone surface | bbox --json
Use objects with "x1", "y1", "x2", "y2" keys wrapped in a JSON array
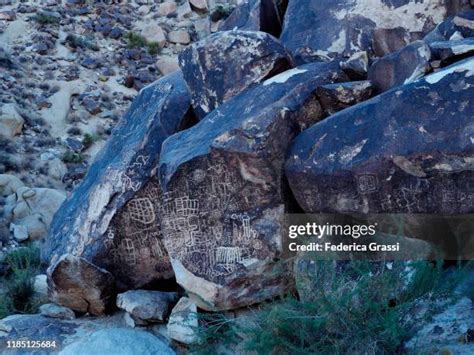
[
  {"x1": 179, "y1": 30, "x2": 293, "y2": 119},
  {"x1": 0, "y1": 314, "x2": 175, "y2": 355},
  {"x1": 430, "y1": 38, "x2": 474, "y2": 62},
  {"x1": 405, "y1": 297, "x2": 474, "y2": 354},
  {"x1": 116, "y1": 290, "x2": 179, "y2": 323},
  {"x1": 167, "y1": 297, "x2": 199, "y2": 345},
  {"x1": 168, "y1": 30, "x2": 191, "y2": 45},
  {"x1": 47, "y1": 254, "x2": 116, "y2": 316},
  {"x1": 316, "y1": 80, "x2": 374, "y2": 115},
  {"x1": 189, "y1": 0, "x2": 208, "y2": 13},
  {"x1": 159, "y1": 62, "x2": 348, "y2": 310},
  {"x1": 141, "y1": 24, "x2": 167, "y2": 47},
  {"x1": 62, "y1": 328, "x2": 176, "y2": 355},
  {"x1": 368, "y1": 41, "x2": 432, "y2": 93},
  {"x1": 0, "y1": 103, "x2": 24, "y2": 138},
  {"x1": 280, "y1": 0, "x2": 469, "y2": 64},
  {"x1": 40, "y1": 303, "x2": 76, "y2": 320},
  {"x1": 42, "y1": 72, "x2": 192, "y2": 291},
  {"x1": 219, "y1": 0, "x2": 283, "y2": 37},
  {"x1": 285, "y1": 58, "x2": 474, "y2": 215}
]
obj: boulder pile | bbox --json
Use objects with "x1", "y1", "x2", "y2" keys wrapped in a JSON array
[{"x1": 31, "y1": 0, "x2": 474, "y2": 348}]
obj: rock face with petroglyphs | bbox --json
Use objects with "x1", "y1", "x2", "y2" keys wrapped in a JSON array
[
  {"x1": 178, "y1": 30, "x2": 293, "y2": 119},
  {"x1": 285, "y1": 58, "x2": 474, "y2": 215},
  {"x1": 42, "y1": 72, "x2": 193, "y2": 293},
  {"x1": 158, "y1": 62, "x2": 348, "y2": 311},
  {"x1": 280, "y1": 0, "x2": 471, "y2": 64}
]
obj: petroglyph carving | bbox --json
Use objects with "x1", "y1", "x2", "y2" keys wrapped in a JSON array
[
  {"x1": 161, "y1": 159, "x2": 264, "y2": 282},
  {"x1": 356, "y1": 174, "x2": 378, "y2": 194},
  {"x1": 104, "y1": 178, "x2": 173, "y2": 288}
]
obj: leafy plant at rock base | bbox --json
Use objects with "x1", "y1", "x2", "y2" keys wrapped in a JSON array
[
  {"x1": 125, "y1": 32, "x2": 161, "y2": 56},
  {"x1": 0, "y1": 246, "x2": 41, "y2": 318},
  {"x1": 61, "y1": 151, "x2": 86, "y2": 164},
  {"x1": 193, "y1": 261, "x2": 472, "y2": 354},
  {"x1": 82, "y1": 133, "x2": 101, "y2": 150}
]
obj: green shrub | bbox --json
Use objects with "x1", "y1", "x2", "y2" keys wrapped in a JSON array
[
  {"x1": 33, "y1": 13, "x2": 60, "y2": 25},
  {"x1": 126, "y1": 32, "x2": 147, "y2": 49},
  {"x1": 147, "y1": 41, "x2": 161, "y2": 55},
  {"x1": 82, "y1": 133, "x2": 101, "y2": 150},
  {"x1": 62, "y1": 151, "x2": 85, "y2": 164},
  {"x1": 194, "y1": 261, "x2": 471, "y2": 354},
  {"x1": 0, "y1": 246, "x2": 41, "y2": 318},
  {"x1": 126, "y1": 32, "x2": 161, "y2": 55}
]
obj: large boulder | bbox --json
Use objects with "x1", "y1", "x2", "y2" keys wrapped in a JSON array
[
  {"x1": 158, "y1": 62, "x2": 348, "y2": 311},
  {"x1": 280, "y1": 0, "x2": 471, "y2": 64},
  {"x1": 178, "y1": 30, "x2": 293, "y2": 120},
  {"x1": 219, "y1": 0, "x2": 284, "y2": 37},
  {"x1": 47, "y1": 254, "x2": 116, "y2": 316},
  {"x1": 424, "y1": 9, "x2": 474, "y2": 43},
  {"x1": 42, "y1": 72, "x2": 192, "y2": 293},
  {"x1": 285, "y1": 58, "x2": 474, "y2": 215},
  {"x1": 0, "y1": 314, "x2": 175, "y2": 355}
]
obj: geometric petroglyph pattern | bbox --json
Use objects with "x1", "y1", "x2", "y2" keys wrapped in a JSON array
[
  {"x1": 104, "y1": 178, "x2": 173, "y2": 288},
  {"x1": 161, "y1": 156, "x2": 271, "y2": 284}
]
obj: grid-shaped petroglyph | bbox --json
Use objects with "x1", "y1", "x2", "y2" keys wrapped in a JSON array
[
  {"x1": 161, "y1": 158, "x2": 267, "y2": 283},
  {"x1": 105, "y1": 177, "x2": 172, "y2": 284}
]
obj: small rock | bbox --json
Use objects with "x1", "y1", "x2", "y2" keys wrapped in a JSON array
[
  {"x1": 340, "y1": 51, "x2": 369, "y2": 80},
  {"x1": 157, "y1": 1, "x2": 177, "y2": 17},
  {"x1": 116, "y1": 290, "x2": 179, "y2": 323},
  {"x1": 167, "y1": 30, "x2": 190, "y2": 45},
  {"x1": 0, "y1": 320, "x2": 12, "y2": 333},
  {"x1": 141, "y1": 24, "x2": 167, "y2": 47},
  {"x1": 0, "y1": 174, "x2": 24, "y2": 197},
  {"x1": 156, "y1": 56, "x2": 180, "y2": 75},
  {"x1": 189, "y1": 0, "x2": 208, "y2": 13},
  {"x1": 64, "y1": 138, "x2": 84, "y2": 153},
  {"x1": 137, "y1": 5, "x2": 150, "y2": 15},
  {"x1": 0, "y1": 103, "x2": 24, "y2": 138},
  {"x1": 39, "y1": 303, "x2": 76, "y2": 320},
  {"x1": 316, "y1": 80, "x2": 374, "y2": 115},
  {"x1": 167, "y1": 297, "x2": 199, "y2": 345},
  {"x1": 0, "y1": 11, "x2": 16, "y2": 21},
  {"x1": 10, "y1": 223, "x2": 28, "y2": 242}
]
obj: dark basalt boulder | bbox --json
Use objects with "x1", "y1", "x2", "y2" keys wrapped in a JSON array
[
  {"x1": 280, "y1": 0, "x2": 470, "y2": 64},
  {"x1": 158, "y1": 62, "x2": 348, "y2": 311},
  {"x1": 285, "y1": 58, "x2": 474, "y2": 215},
  {"x1": 178, "y1": 30, "x2": 293, "y2": 120},
  {"x1": 219, "y1": 0, "x2": 284, "y2": 37},
  {"x1": 42, "y1": 72, "x2": 193, "y2": 293},
  {"x1": 368, "y1": 41, "x2": 432, "y2": 93},
  {"x1": 424, "y1": 9, "x2": 474, "y2": 43},
  {"x1": 429, "y1": 38, "x2": 474, "y2": 63}
]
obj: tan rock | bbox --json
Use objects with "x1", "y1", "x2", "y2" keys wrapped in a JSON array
[
  {"x1": 189, "y1": 0, "x2": 208, "y2": 13},
  {"x1": 47, "y1": 254, "x2": 116, "y2": 316},
  {"x1": 158, "y1": 1, "x2": 177, "y2": 17},
  {"x1": 0, "y1": 103, "x2": 24, "y2": 138},
  {"x1": 167, "y1": 30, "x2": 190, "y2": 45},
  {"x1": 156, "y1": 56, "x2": 180, "y2": 75},
  {"x1": 141, "y1": 24, "x2": 167, "y2": 47},
  {"x1": 0, "y1": 174, "x2": 24, "y2": 197}
]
